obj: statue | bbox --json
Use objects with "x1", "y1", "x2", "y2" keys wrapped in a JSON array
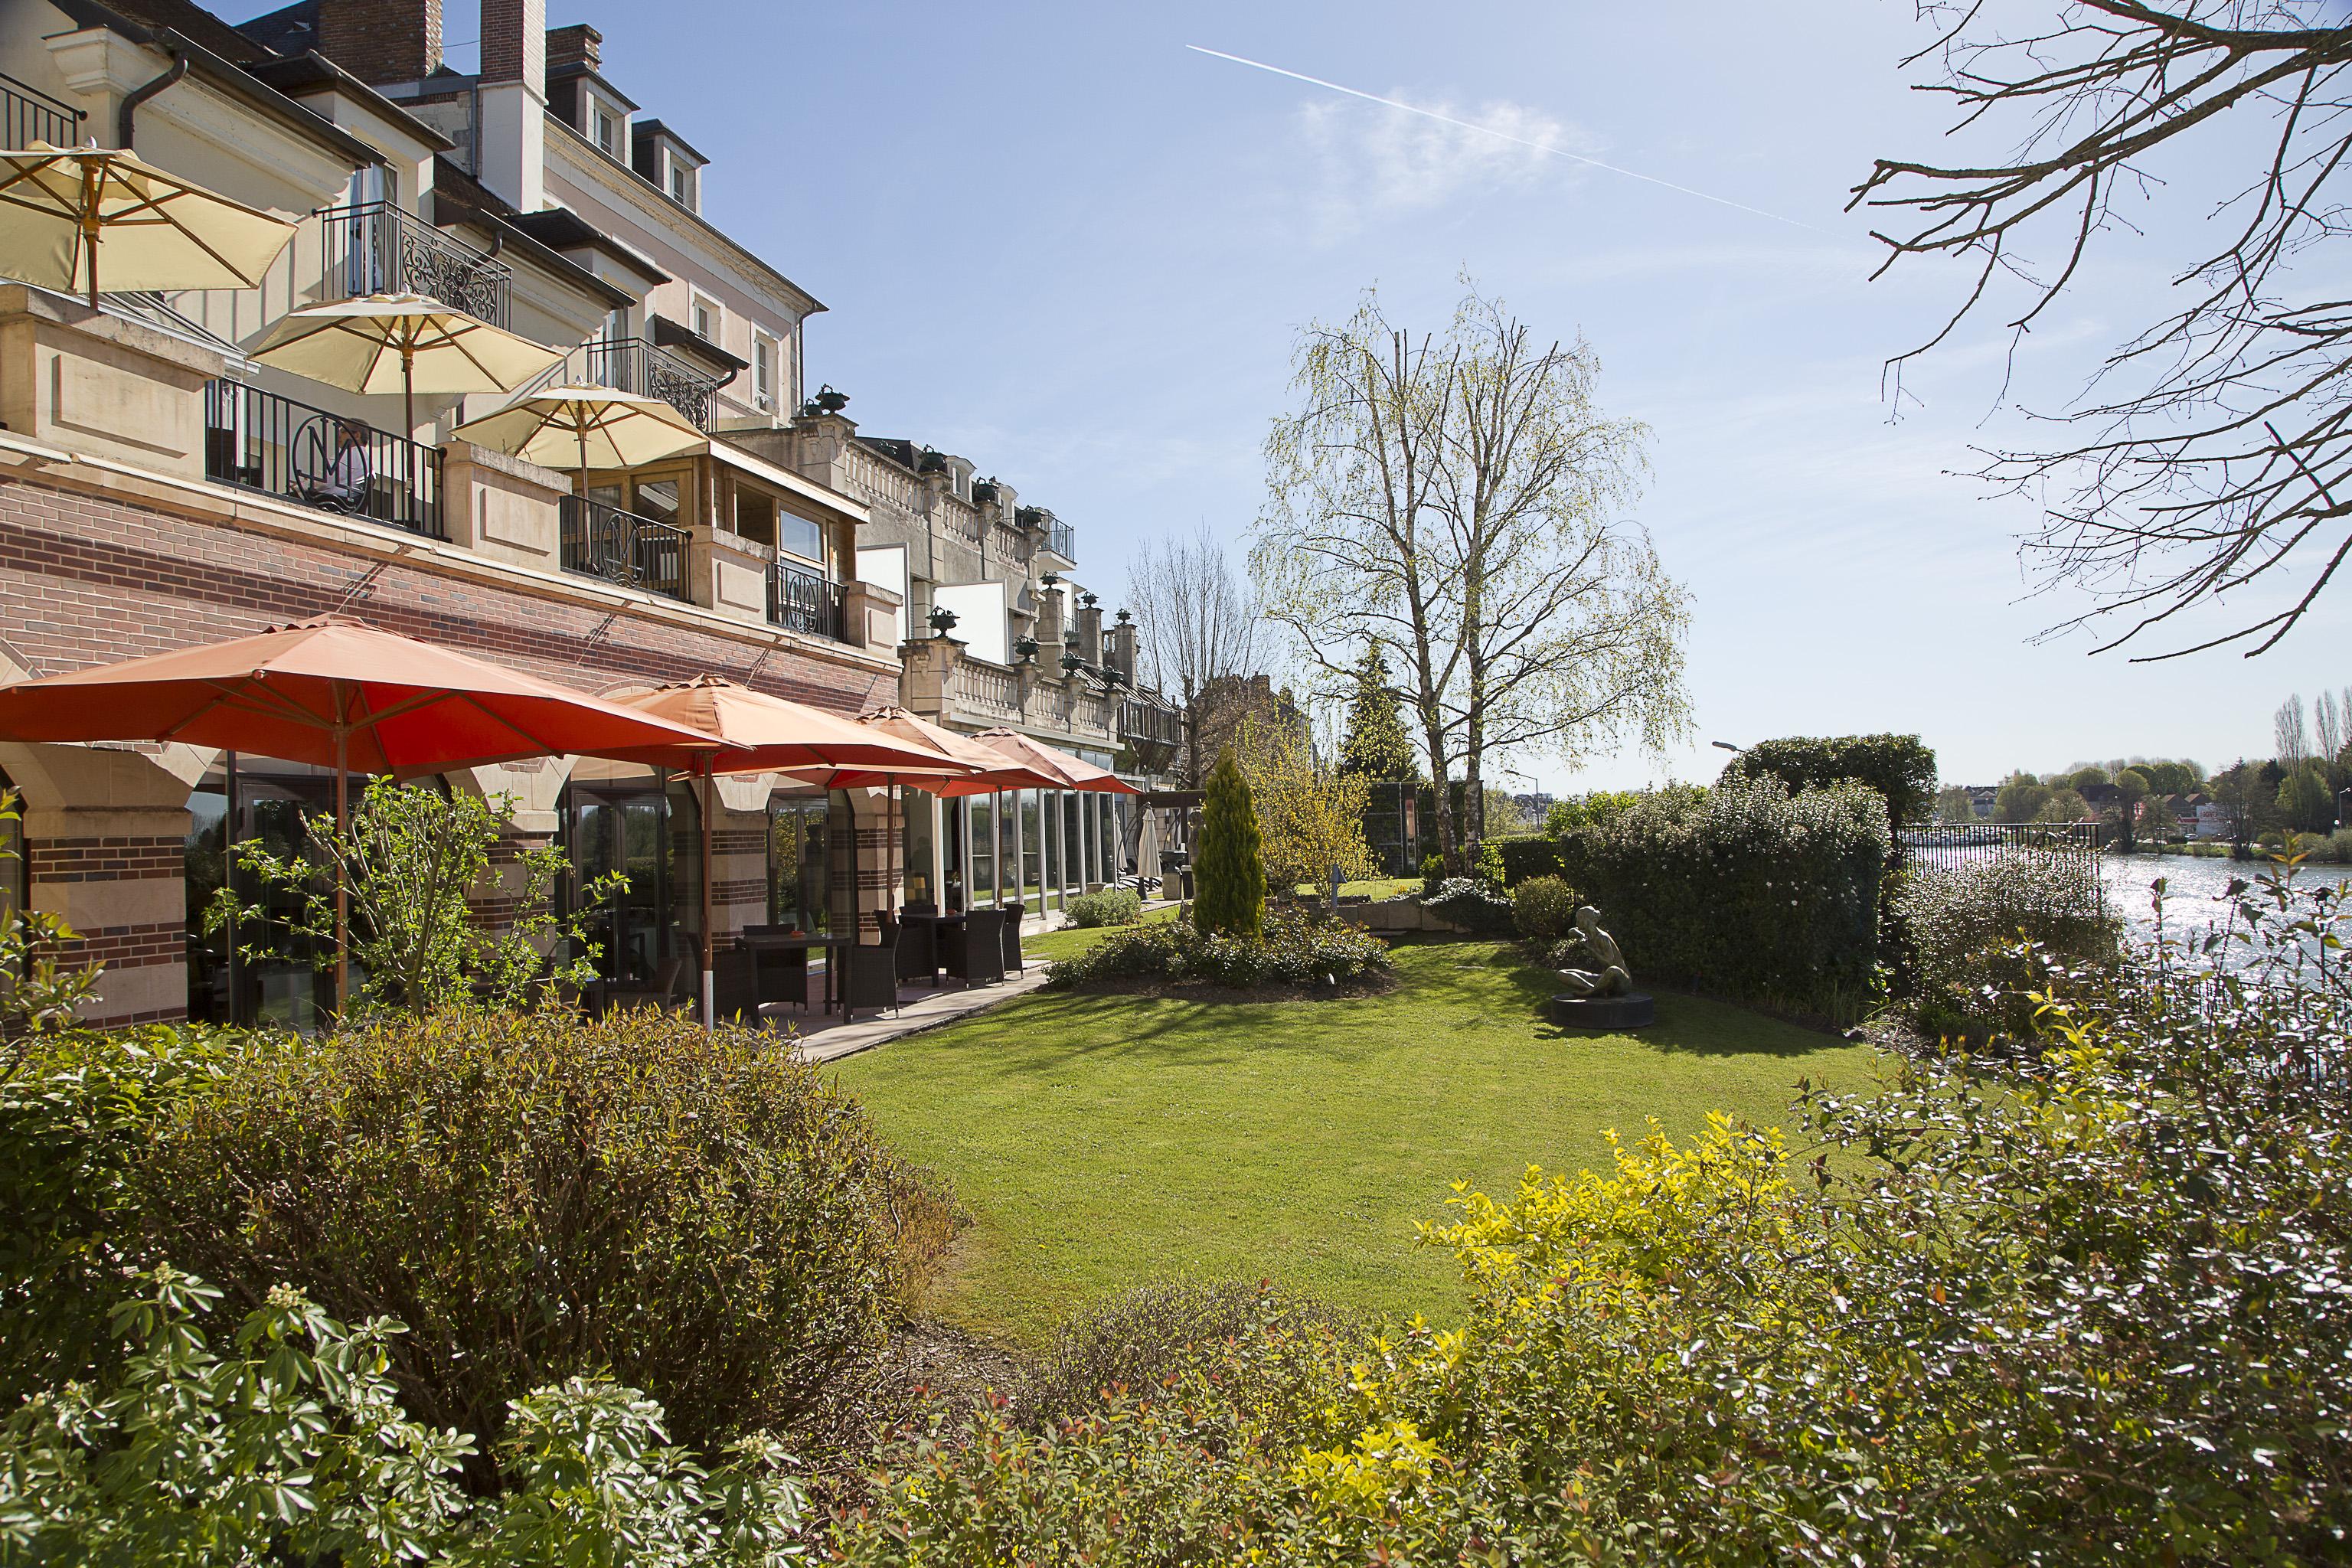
[{"x1": 1554, "y1": 906, "x2": 1631, "y2": 999}]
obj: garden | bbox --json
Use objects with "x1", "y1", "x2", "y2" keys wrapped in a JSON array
[{"x1": 5, "y1": 729, "x2": 2352, "y2": 1566}]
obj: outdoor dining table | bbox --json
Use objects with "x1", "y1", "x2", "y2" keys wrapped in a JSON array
[
  {"x1": 896, "y1": 910, "x2": 963, "y2": 985},
  {"x1": 737, "y1": 929, "x2": 859, "y2": 1023}
]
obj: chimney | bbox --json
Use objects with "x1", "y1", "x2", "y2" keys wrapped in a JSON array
[
  {"x1": 1108, "y1": 615, "x2": 1137, "y2": 683},
  {"x1": 318, "y1": 0, "x2": 442, "y2": 85},
  {"x1": 545, "y1": 22, "x2": 599, "y2": 74},
  {"x1": 479, "y1": 0, "x2": 546, "y2": 96}
]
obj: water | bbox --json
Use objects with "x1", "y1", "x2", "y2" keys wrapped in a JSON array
[{"x1": 2101, "y1": 853, "x2": 2352, "y2": 956}]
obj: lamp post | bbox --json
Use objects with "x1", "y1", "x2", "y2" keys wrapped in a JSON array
[{"x1": 1711, "y1": 740, "x2": 1746, "y2": 753}]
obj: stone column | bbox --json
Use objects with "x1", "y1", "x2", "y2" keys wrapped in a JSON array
[
  {"x1": 828, "y1": 787, "x2": 902, "y2": 940},
  {"x1": 900, "y1": 632, "x2": 961, "y2": 717},
  {"x1": 710, "y1": 772, "x2": 773, "y2": 945}
]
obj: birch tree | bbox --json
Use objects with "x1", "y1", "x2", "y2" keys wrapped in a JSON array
[{"x1": 1254, "y1": 282, "x2": 1690, "y2": 868}]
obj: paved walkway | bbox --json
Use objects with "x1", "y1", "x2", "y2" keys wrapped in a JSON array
[{"x1": 786, "y1": 962, "x2": 1054, "y2": 1064}]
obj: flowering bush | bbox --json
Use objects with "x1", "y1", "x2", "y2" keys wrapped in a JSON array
[
  {"x1": 1416, "y1": 877, "x2": 1515, "y2": 936},
  {"x1": 1043, "y1": 910, "x2": 1389, "y2": 991},
  {"x1": 1893, "y1": 849, "x2": 2117, "y2": 1040}
]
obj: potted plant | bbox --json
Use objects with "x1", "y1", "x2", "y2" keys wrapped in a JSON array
[
  {"x1": 812, "y1": 384, "x2": 850, "y2": 415},
  {"x1": 1115, "y1": 607, "x2": 1132, "y2": 624},
  {"x1": 1013, "y1": 635, "x2": 1040, "y2": 662},
  {"x1": 1060, "y1": 652, "x2": 1084, "y2": 675},
  {"x1": 928, "y1": 605, "x2": 959, "y2": 633},
  {"x1": 917, "y1": 448, "x2": 948, "y2": 475},
  {"x1": 973, "y1": 477, "x2": 999, "y2": 505},
  {"x1": 1080, "y1": 590, "x2": 1099, "y2": 609}
]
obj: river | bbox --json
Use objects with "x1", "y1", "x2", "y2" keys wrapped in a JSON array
[{"x1": 2100, "y1": 852, "x2": 2352, "y2": 955}]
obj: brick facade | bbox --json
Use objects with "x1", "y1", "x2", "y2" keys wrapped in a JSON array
[{"x1": 318, "y1": 0, "x2": 441, "y2": 86}]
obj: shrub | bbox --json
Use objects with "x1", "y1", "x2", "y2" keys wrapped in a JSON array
[
  {"x1": 1416, "y1": 877, "x2": 1516, "y2": 936},
  {"x1": 1418, "y1": 853, "x2": 1445, "y2": 897},
  {"x1": 0, "y1": 1266, "x2": 809, "y2": 1564},
  {"x1": 1553, "y1": 776, "x2": 1890, "y2": 1018},
  {"x1": 1044, "y1": 910, "x2": 1390, "y2": 991},
  {"x1": 1019, "y1": 1279, "x2": 1351, "y2": 1428},
  {"x1": 1895, "y1": 852, "x2": 2118, "y2": 1042},
  {"x1": 1194, "y1": 750, "x2": 1266, "y2": 938},
  {"x1": 1065, "y1": 887, "x2": 1142, "y2": 927},
  {"x1": 1720, "y1": 732, "x2": 1937, "y2": 831},
  {"x1": 121, "y1": 1007, "x2": 960, "y2": 1455},
  {"x1": 1510, "y1": 874, "x2": 1581, "y2": 946},
  {"x1": 1490, "y1": 834, "x2": 1566, "y2": 887},
  {"x1": 838, "y1": 874, "x2": 2352, "y2": 1565}
]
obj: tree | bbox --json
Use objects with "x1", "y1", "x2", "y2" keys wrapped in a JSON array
[
  {"x1": 1125, "y1": 524, "x2": 1262, "y2": 789},
  {"x1": 2111, "y1": 768, "x2": 2151, "y2": 852},
  {"x1": 1857, "y1": 5, "x2": 2352, "y2": 658},
  {"x1": 1192, "y1": 750, "x2": 1265, "y2": 938},
  {"x1": 2318, "y1": 691, "x2": 2344, "y2": 772},
  {"x1": 206, "y1": 778, "x2": 619, "y2": 1017},
  {"x1": 1256, "y1": 281, "x2": 1689, "y2": 873},
  {"x1": 2036, "y1": 789, "x2": 2091, "y2": 825},
  {"x1": 2212, "y1": 761, "x2": 2269, "y2": 853},
  {"x1": 1336, "y1": 644, "x2": 1418, "y2": 782},
  {"x1": 2278, "y1": 695, "x2": 2311, "y2": 771},
  {"x1": 1234, "y1": 712, "x2": 1376, "y2": 894},
  {"x1": 1934, "y1": 784, "x2": 1978, "y2": 824},
  {"x1": 1995, "y1": 773, "x2": 2052, "y2": 825},
  {"x1": 2066, "y1": 766, "x2": 2110, "y2": 792},
  {"x1": 2141, "y1": 792, "x2": 2182, "y2": 843},
  {"x1": 2279, "y1": 763, "x2": 2336, "y2": 835},
  {"x1": 2141, "y1": 759, "x2": 2202, "y2": 795}
]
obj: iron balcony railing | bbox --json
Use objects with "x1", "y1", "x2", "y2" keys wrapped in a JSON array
[
  {"x1": 579, "y1": 338, "x2": 730, "y2": 431},
  {"x1": 319, "y1": 201, "x2": 511, "y2": 327},
  {"x1": 769, "y1": 561, "x2": 845, "y2": 641},
  {"x1": 2, "y1": 71, "x2": 83, "y2": 149},
  {"x1": 1119, "y1": 694, "x2": 1183, "y2": 750},
  {"x1": 560, "y1": 495, "x2": 690, "y2": 601},
  {"x1": 203, "y1": 380, "x2": 443, "y2": 538},
  {"x1": 1042, "y1": 516, "x2": 1076, "y2": 562}
]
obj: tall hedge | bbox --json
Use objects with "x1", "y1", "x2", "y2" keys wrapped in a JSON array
[
  {"x1": 1720, "y1": 733, "x2": 1936, "y2": 832},
  {"x1": 1552, "y1": 777, "x2": 1890, "y2": 1018},
  {"x1": 1194, "y1": 750, "x2": 1266, "y2": 937}
]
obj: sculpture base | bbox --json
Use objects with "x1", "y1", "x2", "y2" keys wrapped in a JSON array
[{"x1": 1550, "y1": 991, "x2": 1655, "y2": 1031}]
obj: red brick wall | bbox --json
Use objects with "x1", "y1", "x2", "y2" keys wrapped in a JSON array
[
  {"x1": 479, "y1": 0, "x2": 545, "y2": 91},
  {"x1": 318, "y1": 0, "x2": 443, "y2": 86},
  {"x1": 0, "y1": 475, "x2": 895, "y2": 713},
  {"x1": 31, "y1": 835, "x2": 181, "y2": 884}
]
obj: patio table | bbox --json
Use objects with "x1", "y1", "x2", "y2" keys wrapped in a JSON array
[{"x1": 737, "y1": 931, "x2": 857, "y2": 1022}]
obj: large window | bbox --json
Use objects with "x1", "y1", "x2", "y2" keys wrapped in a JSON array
[
  {"x1": 766, "y1": 795, "x2": 829, "y2": 933},
  {"x1": 967, "y1": 795, "x2": 995, "y2": 909},
  {"x1": 779, "y1": 509, "x2": 823, "y2": 565},
  {"x1": 903, "y1": 792, "x2": 935, "y2": 909},
  {"x1": 753, "y1": 335, "x2": 776, "y2": 409},
  {"x1": 181, "y1": 756, "x2": 364, "y2": 1033},
  {"x1": 561, "y1": 764, "x2": 692, "y2": 988}
]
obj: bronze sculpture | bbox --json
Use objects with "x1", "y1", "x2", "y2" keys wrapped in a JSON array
[{"x1": 1554, "y1": 906, "x2": 1632, "y2": 999}]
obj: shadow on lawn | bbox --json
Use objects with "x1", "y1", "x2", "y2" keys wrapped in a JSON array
[
  {"x1": 932, "y1": 991, "x2": 1400, "y2": 1077},
  {"x1": 1476, "y1": 946, "x2": 1858, "y2": 1061}
]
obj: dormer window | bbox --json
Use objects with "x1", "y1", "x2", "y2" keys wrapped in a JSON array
[
  {"x1": 594, "y1": 106, "x2": 618, "y2": 156},
  {"x1": 668, "y1": 158, "x2": 694, "y2": 208},
  {"x1": 632, "y1": 121, "x2": 708, "y2": 214}
]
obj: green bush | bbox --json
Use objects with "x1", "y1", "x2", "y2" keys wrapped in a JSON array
[
  {"x1": 1894, "y1": 853, "x2": 2118, "y2": 1041},
  {"x1": 837, "y1": 874, "x2": 2352, "y2": 1566},
  {"x1": 1415, "y1": 877, "x2": 1515, "y2": 936},
  {"x1": 0, "y1": 1266, "x2": 809, "y2": 1565},
  {"x1": 1065, "y1": 887, "x2": 1143, "y2": 927},
  {"x1": 119, "y1": 1007, "x2": 960, "y2": 1454},
  {"x1": 1043, "y1": 910, "x2": 1390, "y2": 991},
  {"x1": 1490, "y1": 835, "x2": 1567, "y2": 887},
  {"x1": 1019, "y1": 1279, "x2": 1351, "y2": 1430},
  {"x1": 1510, "y1": 875, "x2": 1581, "y2": 946},
  {"x1": 1194, "y1": 750, "x2": 1266, "y2": 938},
  {"x1": 1553, "y1": 776, "x2": 1890, "y2": 1018},
  {"x1": 1720, "y1": 731, "x2": 1937, "y2": 830},
  {"x1": 0, "y1": 1025, "x2": 240, "y2": 1406}
]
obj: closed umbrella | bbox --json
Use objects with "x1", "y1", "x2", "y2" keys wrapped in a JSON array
[
  {"x1": 0, "y1": 614, "x2": 727, "y2": 1009},
  {"x1": 247, "y1": 292, "x2": 564, "y2": 440},
  {"x1": 604, "y1": 677, "x2": 978, "y2": 1025},
  {"x1": 0, "y1": 143, "x2": 298, "y2": 307}
]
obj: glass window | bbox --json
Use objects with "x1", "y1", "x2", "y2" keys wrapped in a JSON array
[
  {"x1": 778, "y1": 510, "x2": 822, "y2": 564},
  {"x1": 1042, "y1": 789, "x2": 1061, "y2": 911},
  {"x1": 1018, "y1": 790, "x2": 1043, "y2": 916},
  {"x1": 996, "y1": 792, "x2": 1018, "y2": 910},
  {"x1": 595, "y1": 106, "x2": 618, "y2": 155},
  {"x1": 1064, "y1": 790, "x2": 1084, "y2": 893},
  {"x1": 753, "y1": 338, "x2": 774, "y2": 399},
  {"x1": 561, "y1": 768, "x2": 684, "y2": 988},
  {"x1": 968, "y1": 795, "x2": 995, "y2": 908},
  {"x1": 691, "y1": 298, "x2": 714, "y2": 338},
  {"x1": 632, "y1": 475, "x2": 681, "y2": 526},
  {"x1": 903, "y1": 793, "x2": 934, "y2": 908},
  {"x1": 670, "y1": 159, "x2": 692, "y2": 206},
  {"x1": 766, "y1": 796, "x2": 829, "y2": 934}
]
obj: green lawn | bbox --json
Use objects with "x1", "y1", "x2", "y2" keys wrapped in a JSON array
[{"x1": 831, "y1": 939, "x2": 1880, "y2": 1344}]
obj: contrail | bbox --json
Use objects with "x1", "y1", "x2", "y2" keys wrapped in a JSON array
[{"x1": 1186, "y1": 44, "x2": 1821, "y2": 233}]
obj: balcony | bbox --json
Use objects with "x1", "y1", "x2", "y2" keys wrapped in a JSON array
[
  {"x1": 2, "y1": 70, "x2": 82, "y2": 148},
  {"x1": 769, "y1": 560, "x2": 845, "y2": 641},
  {"x1": 1119, "y1": 694, "x2": 1183, "y2": 751},
  {"x1": 560, "y1": 494, "x2": 689, "y2": 601},
  {"x1": 578, "y1": 338, "x2": 731, "y2": 431},
  {"x1": 1019, "y1": 505, "x2": 1076, "y2": 564},
  {"x1": 318, "y1": 202, "x2": 511, "y2": 328},
  {"x1": 203, "y1": 380, "x2": 443, "y2": 538}
]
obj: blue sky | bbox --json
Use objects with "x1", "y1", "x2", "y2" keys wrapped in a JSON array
[{"x1": 511, "y1": 0, "x2": 2349, "y2": 792}]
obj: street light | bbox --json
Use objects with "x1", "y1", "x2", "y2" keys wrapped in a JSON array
[{"x1": 1711, "y1": 740, "x2": 1745, "y2": 753}]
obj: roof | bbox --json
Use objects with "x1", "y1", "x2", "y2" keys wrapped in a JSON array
[
  {"x1": 650, "y1": 312, "x2": 747, "y2": 372},
  {"x1": 631, "y1": 116, "x2": 707, "y2": 168},
  {"x1": 245, "y1": 50, "x2": 457, "y2": 152},
  {"x1": 91, "y1": 0, "x2": 274, "y2": 62},
  {"x1": 428, "y1": 156, "x2": 641, "y2": 312}
]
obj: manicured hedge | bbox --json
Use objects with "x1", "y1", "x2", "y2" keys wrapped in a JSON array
[
  {"x1": 1044, "y1": 910, "x2": 1390, "y2": 991},
  {"x1": 1490, "y1": 835, "x2": 1566, "y2": 887},
  {"x1": 1720, "y1": 733, "x2": 1937, "y2": 833},
  {"x1": 1552, "y1": 777, "x2": 1890, "y2": 1018}
]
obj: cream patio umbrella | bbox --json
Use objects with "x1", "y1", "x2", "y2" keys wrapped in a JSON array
[
  {"x1": 450, "y1": 386, "x2": 706, "y2": 479},
  {"x1": 247, "y1": 292, "x2": 565, "y2": 440},
  {"x1": 0, "y1": 143, "x2": 299, "y2": 308}
]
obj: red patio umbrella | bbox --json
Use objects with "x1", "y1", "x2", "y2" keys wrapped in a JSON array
[
  {"x1": 603, "y1": 678, "x2": 980, "y2": 1024},
  {"x1": 0, "y1": 614, "x2": 728, "y2": 1008},
  {"x1": 974, "y1": 727, "x2": 1145, "y2": 795}
]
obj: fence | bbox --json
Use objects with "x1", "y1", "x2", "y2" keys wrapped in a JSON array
[
  {"x1": 559, "y1": 495, "x2": 689, "y2": 601},
  {"x1": 203, "y1": 381, "x2": 443, "y2": 539},
  {"x1": 1896, "y1": 821, "x2": 2109, "y2": 909},
  {"x1": 768, "y1": 561, "x2": 844, "y2": 641},
  {"x1": 318, "y1": 202, "x2": 511, "y2": 326},
  {"x1": 2, "y1": 72, "x2": 82, "y2": 148}
]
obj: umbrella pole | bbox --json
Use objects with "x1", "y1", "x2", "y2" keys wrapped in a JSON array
[
  {"x1": 83, "y1": 164, "x2": 99, "y2": 309},
  {"x1": 403, "y1": 344, "x2": 415, "y2": 443},
  {"x1": 333, "y1": 721, "x2": 349, "y2": 1017},
  {"x1": 700, "y1": 757, "x2": 714, "y2": 1031}
]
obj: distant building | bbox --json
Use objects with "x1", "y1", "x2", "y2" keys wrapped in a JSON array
[
  {"x1": 2195, "y1": 802, "x2": 2231, "y2": 840},
  {"x1": 1511, "y1": 792, "x2": 1555, "y2": 822}
]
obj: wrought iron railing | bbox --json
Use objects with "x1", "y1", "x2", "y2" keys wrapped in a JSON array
[
  {"x1": 559, "y1": 495, "x2": 690, "y2": 600},
  {"x1": 1041, "y1": 516, "x2": 1076, "y2": 562},
  {"x1": 577, "y1": 338, "x2": 730, "y2": 430},
  {"x1": 769, "y1": 561, "x2": 844, "y2": 641},
  {"x1": 202, "y1": 380, "x2": 443, "y2": 538},
  {"x1": 318, "y1": 201, "x2": 511, "y2": 326},
  {"x1": 1896, "y1": 821, "x2": 2109, "y2": 909},
  {"x1": 2, "y1": 71, "x2": 82, "y2": 149},
  {"x1": 1120, "y1": 694, "x2": 1183, "y2": 750}
]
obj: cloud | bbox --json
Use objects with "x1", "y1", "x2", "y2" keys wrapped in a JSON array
[{"x1": 1295, "y1": 93, "x2": 1594, "y2": 230}]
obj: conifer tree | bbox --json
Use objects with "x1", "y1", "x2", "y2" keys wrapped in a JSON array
[
  {"x1": 1192, "y1": 749, "x2": 1266, "y2": 938},
  {"x1": 1338, "y1": 645, "x2": 1418, "y2": 781}
]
